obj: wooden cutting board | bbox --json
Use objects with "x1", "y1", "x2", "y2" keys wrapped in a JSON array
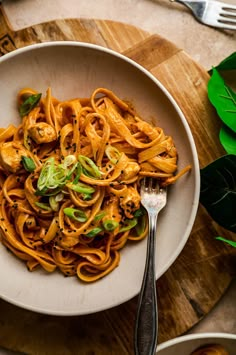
[{"x1": 0, "y1": 7, "x2": 236, "y2": 355}]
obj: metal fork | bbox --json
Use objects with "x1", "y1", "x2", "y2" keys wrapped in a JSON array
[
  {"x1": 134, "y1": 178, "x2": 167, "y2": 355},
  {"x1": 170, "y1": 0, "x2": 236, "y2": 30}
]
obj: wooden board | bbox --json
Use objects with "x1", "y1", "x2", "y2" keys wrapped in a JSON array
[{"x1": 0, "y1": 7, "x2": 236, "y2": 355}]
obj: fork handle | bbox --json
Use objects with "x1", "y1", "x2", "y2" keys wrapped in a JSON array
[{"x1": 134, "y1": 213, "x2": 158, "y2": 355}]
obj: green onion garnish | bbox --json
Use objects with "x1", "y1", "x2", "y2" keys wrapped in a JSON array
[
  {"x1": 19, "y1": 93, "x2": 42, "y2": 118},
  {"x1": 134, "y1": 207, "x2": 145, "y2": 218},
  {"x1": 119, "y1": 218, "x2": 138, "y2": 233},
  {"x1": 94, "y1": 211, "x2": 106, "y2": 222},
  {"x1": 63, "y1": 207, "x2": 88, "y2": 222},
  {"x1": 37, "y1": 156, "x2": 78, "y2": 193},
  {"x1": 82, "y1": 193, "x2": 92, "y2": 201},
  {"x1": 103, "y1": 219, "x2": 119, "y2": 231},
  {"x1": 21, "y1": 156, "x2": 36, "y2": 172},
  {"x1": 66, "y1": 181, "x2": 95, "y2": 195},
  {"x1": 105, "y1": 145, "x2": 121, "y2": 164},
  {"x1": 86, "y1": 227, "x2": 103, "y2": 238},
  {"x1": 72, "y1": 162, "x2": 82, "y2": 184},
  {"x1": 78, "y1": 155, "x2": 101, "y2": 178},
  {"x1": 135, "y1": 215, "x2": 147, "y2": 236},
  {"x1": 35, "y1": 202, "x2": 52, "y2": 211},
  {"x1": 49, "y1": 193, "x2": 64, "y2": 212}
]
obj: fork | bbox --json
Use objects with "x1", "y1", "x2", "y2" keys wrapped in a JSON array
[
  {"x1": 134, "y1": 178, "x2": 167, "y2": 355},
  {"x1": 170, "y1": 0, "x2": 236, "y2": 30}
]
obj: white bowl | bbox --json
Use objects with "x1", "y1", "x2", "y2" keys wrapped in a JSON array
[
  {"x1": 0, "y1": 42, "x2": 200, "y2": 315},
  {"x1": 156, "y1": 333, "x2": 236, "y2": 354}
]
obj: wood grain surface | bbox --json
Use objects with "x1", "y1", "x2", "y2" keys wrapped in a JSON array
[{"x1": 0, "y1": 7, "x2": 235, "y2": 355}]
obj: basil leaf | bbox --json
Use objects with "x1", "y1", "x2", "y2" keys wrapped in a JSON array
[
  {"x1": 200, "y1": 155, "x2": 236, "y2": 233},
  {"x1": 219, "y1": 125, "x2": 236, "y2": 155},
  {"x1": 208, "y1": 68, "x2": 236, "y2": 133},
  {"x1": 19, "y1": 93, "x2": 42, "y2": 118},
  {"x1": 215, "y1": 52, "x2": 236, "y2": 71}
]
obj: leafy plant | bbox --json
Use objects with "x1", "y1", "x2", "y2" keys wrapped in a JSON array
[
  {"x1": 200, "y1": 52, "x2": 236, "y2": 245},
  {"x1": 200, "y1": 155, "x2": 236, "y2": 233}
]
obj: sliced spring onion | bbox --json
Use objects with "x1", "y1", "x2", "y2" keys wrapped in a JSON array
[
  {"x1": 105, "y1": 145, "x2": 121, "y2": 164},
  {"x1": 78, "y1": 155, "x2": 101, "y2": 178},
  {"x1": 94, "y1": 211, "x2": 106, "y2": 222},
  {"x1": 19, "y1": 93, "x2": 42, "y2": 118},
  {"x1": 35, "y1": 186, "x2": 62, "y2": 196},
  {"x1": 134, "y1": 207, "x2": 146, "y2": 218},
  {"x1": 72, "y1": 162, "x2": 82, "y2": 184},
  {"x1": 103, "y1": 219, "x2": 119, "y2": 231},
  {"x1": 35, "y1": 202, "x2": 52, "y2": 211},
  {"x1": 82, "y1": 193, "x2": 92, "y2": 201},
  {"x1": 21, "y1": 156, "x2": 36, "y2": 172},
  {"x1": 62, "y1": 155, "x2": 77, "y2": 169},
  {"x1": 49, "y1": 193, "x2": 64, "y2": 212},
  {"x1": 37, "y1": 157, "x2": 78, "y2": 193},
  {"x1": 119, "y1": 218, "x2": 138, "y2": 233},
  {"x1": 66, "y1": 181, "x2": 95, "y2": 194},
  {"x1": 55, "y1": 192, "x2": 64, "y2": 202},
  {"x1": 63, "y1": 207, "x2": 88, "y2": 222},
  {"x1": 86, "y1": 227, "x2": 103, "y2": 238},
  {"x1": 135, "y1": 215, "x2": 147, "y2": 236}
]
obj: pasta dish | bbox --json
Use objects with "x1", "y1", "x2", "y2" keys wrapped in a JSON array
[
  {"x1": 0, "y1": 88, "x2": 191, "y2": 282},
  {"x1": 191, "y1": 344, "x2": 229, "y2": 354}
]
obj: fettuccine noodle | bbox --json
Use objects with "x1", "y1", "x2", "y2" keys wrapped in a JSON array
[{"x1": 0, "y1": 88, "x2": 191, "y2": 282}]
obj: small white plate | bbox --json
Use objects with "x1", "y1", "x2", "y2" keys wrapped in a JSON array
[
  {"x1": 0, "y1": 42, "x2": 200, "y2": 315},
  {"x1": 156, "y1": 333, "x2": 236, "y2": 354}
]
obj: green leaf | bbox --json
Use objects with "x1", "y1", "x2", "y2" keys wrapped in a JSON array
[
  {"x1": 208, "y1": 68, "x2": 236, "y2": 133},
  {"x1": 215, "y1": 52, "x2": 236, "y2": 71},
  {"x1": 200, "y1": 155, "x2": 236, "y2": 233},
  {"x1": 219, "y1": 125, "x2": 236, "y2": 155},
  {"x1": 216, "y1": 236, "x2": 236, "y2": 248},
  {"x1": 19, "y1": 93, "x2": 42, "y2": 118}
]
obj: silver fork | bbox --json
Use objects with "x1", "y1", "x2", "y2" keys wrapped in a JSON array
[
  {"x1": 170, "y1": 0, "x2": 236, "y2": 30},
  {"x1": 134, "y1": 178, "x2": 167, "y2": 355}
]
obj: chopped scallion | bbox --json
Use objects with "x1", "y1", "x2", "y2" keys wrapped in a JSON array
[
  {"x1": 94, "y1": 211, "x2": 106, "y2": 222},
  {"x1": 86, "y1": 227, "x2": 103, "y2": 238},
  {"x1": 135, "y1": 215, "x2": 147, "y2": 236},
  {"x1": 66, "y1": 181, "x2": 95, "y2": 195},
  {"x1": 49, "y1": 195, "x2": 61, "y2": 212},
  {"x1": 105, "y1": 145, "x2": 121, "y2": 164},
  {"x1": 19, "y1": 93, "x2": 42, "y2": 118},
  {"x1": 21, "y1": 156, "x2": 36, "y2": 172},
  {"x1": 119, "y1": 218, "x2": 138, "y2": 233},
  {"x1": 78, "y1": 155, "x2": 101, "y2": 178},
  {"x1": 63, "y1": 207, "x2": 88, "y2": 222},
  {"x1": 35, "y1": 202, "x2": 52, "y2": 211},
  {"x1": 72, "y1": 162, "x2": 82, "y2": 184},
  {"x1": 103, "y1": 219, "x2": 119, "y2": 231},
  {"x1": 134, "y1": 207, "x2": 145, "y2": 218}
]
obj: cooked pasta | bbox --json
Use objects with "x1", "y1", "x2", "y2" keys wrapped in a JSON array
[
  {"x1": 191, "y1": 344, "x2": 229, "y2": 355},
  {"x1": 0, "y1": 88, "x2": 191, "y2": 282}
]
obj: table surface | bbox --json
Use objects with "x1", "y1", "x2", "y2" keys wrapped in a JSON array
[{"x1": 0, "y1": 0, "x2": 236, "y2": 354}]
